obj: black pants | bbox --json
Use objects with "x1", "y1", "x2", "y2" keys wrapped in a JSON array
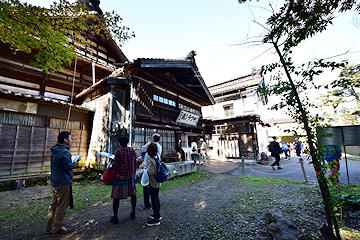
[
  {"x1": 143, "y1": 186, "x2": 152, "y2": 208},
  {"x1": 149, "y1": 186, "x2": 160, "y2": 219},
  {"x1": 271, "y1": 154, "x2": 281, "y2": 166}
]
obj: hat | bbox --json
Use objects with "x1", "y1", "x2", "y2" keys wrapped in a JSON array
[
  {"x1": 200, "y1": 138, "x2": 204, "y2": 142},
  {"x1": 272, "y1": 136, "x2": 277, "y2": 140},
  {"x1": 152, "y1": 133, "x2": 160, "y2": 138}
]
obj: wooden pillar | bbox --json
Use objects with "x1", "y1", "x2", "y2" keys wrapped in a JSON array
[
  {"x1": 10, "y1": 126, "x2": 19, "y2": 175},
  {"x1": 26, "y1": 126, "x2": 34, "y2": 173},
  {"x1": 41, "y1": 127, "x2": 49, "y2": 171},
  {"x1": 40, "y1": 74, "x2": 48, "y2": 97},
  {"x1": 78, "y1": 130, "x2": 83, "y2": 155}
]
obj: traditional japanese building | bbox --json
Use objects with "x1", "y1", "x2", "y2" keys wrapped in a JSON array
[
  {"x1": 76, "y1": 52, "x2": 215, "y2": 167},
  {"x1": 202, "y1": 70, "x2": 268, "y2": 161},
  {"x1": 0, "y1": 24, "x2": 128, "y2": 178}
]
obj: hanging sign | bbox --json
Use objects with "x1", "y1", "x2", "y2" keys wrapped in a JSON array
[{"x1": 176, "y1": 110, "x2": 200, "y2": 126}]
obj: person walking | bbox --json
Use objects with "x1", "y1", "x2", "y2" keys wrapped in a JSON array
[
  {"x1": 281, "y1": 141, "x2": 289, "y2": 159},
  {"x1": 46, "y1": 131, "x2": 79, "y2": 235},
  {"x1": 110, "y1": 136, "x2": 137, "y2": 224},
  {"x1": 323, "y1": 145, "x2": 342, "y2": 184},
  {"x1": 139, "y1": 133, "x2": 162, "y2": 210},
  {"x1": 295, "y1": 137, "x2": 302, "y2": 158},
  {"x1": 199, "y1": 138, "x2": 208, "y2": 165},
  {"x1": 268, "y1": 136, "x2": 283, "y2": 170},
  {"x1": 140, "y1": 143, "x2": 162, "y2": 226}
]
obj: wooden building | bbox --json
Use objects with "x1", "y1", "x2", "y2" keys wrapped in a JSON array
[
  {"x1": 0, "y1": 31, "x2": 128, "y2": 178},
  {"x1": 75, "y1": 53, "x2": 215, "y2": 166},
  {"x1": 202, "y1": 71, "x2": 267, "y2": 160}
]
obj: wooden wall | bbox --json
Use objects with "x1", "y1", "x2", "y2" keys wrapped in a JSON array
[{"x1": 0, "y1": 124, "x2": 89, "y2": 178}]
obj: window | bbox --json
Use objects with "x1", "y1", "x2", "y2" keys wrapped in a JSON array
[
  {"x1": 213, "y1": 124, "x2": 227, "y2": 134},
  {"x1": 223, "y1": 104, "x2": 234, "y2": 117},
  {"x1": 49, "y1": 118, "x2": 82, "y2": 130},
  {"x1": 134, "y1": 127, "x2": 176, "y2": 156},
  {"x1": 0, "y1": 111, "x2": 45, "y2": 127},
  {"x1": 153, "y1": 94, "x2": 176, "y2": 108}
]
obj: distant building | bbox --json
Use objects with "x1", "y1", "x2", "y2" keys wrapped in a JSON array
[{"x1": 202, "y1": 70, "x2": 268, "y2": 161}]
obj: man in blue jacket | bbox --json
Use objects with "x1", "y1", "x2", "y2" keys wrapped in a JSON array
[{"x1": 46, "y1": 131, "x2": 77, "y2": 235}]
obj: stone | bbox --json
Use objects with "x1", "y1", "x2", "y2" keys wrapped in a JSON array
[{"x1": 265, "y1": 208, "x2": 301, "y2": 240}]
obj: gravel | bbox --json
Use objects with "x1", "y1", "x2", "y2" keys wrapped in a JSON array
[{"x1": 0, "y1": 172, "x2": 359, "y2": 240}]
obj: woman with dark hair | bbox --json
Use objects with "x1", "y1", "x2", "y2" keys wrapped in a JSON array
[
  {"x1": 141, "y1": 142, "x2": 162, "y2": 226},
  {"x1": 110, "y1": 136, "x2": 137, "y2": 224}
]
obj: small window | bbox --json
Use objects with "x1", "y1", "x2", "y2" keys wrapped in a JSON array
[
  {"x1": 223, "y1": 104, "x2": 234, "y2": 117},
  {"x1": 153, "y1": 95, "x2": 159, "y2": 101},
  {"x1": 159, "y1": 96, "x2": 164, "y2": 103},
  {"x1": 164, "y1": 98, "x2": 169, "y2": 104}
]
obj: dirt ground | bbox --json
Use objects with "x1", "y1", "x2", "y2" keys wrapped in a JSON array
[{"x1": 1, "y1": 172, "x2": 359, "y2": 240}]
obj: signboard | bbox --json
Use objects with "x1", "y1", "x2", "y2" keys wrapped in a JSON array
[
  {"x1": 176, "y1": 110, "x2": 200, "y2": 127},
  {"x1": 318, "y1": 125, "x2": 360, "y2": 146}
]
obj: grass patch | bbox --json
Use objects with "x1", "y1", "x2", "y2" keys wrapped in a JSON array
[
  {"x1": 160, "y1": 170, "x2": 211, "y2": 191},
  {"x1": 71, "y1": 182, "x2": 112, "y2": 212},
  {"x1": 340, "y1": 227, "x2": 360, "y2": 240},
  {"x1": 236, "y1": 176, "x2": 300, "y2": 186}
]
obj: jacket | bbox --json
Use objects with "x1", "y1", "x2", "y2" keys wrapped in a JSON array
[
  {"x1": 146, "y1": 156, "x2": 161, "y2": 189},
  {"x1": 50, "y1": 144, "x2": 76, "y2": 187},
  {"x1": 143, "y1": 142, "x2": 162, "y2": 165},
  {"x1": 269, "y1": 141, "x2": 282, "y2": 155}
]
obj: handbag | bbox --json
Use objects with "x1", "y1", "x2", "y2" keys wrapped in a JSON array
[
  {"x1": 101, "y1": 161, "x2": 116, "y2": 184},
  {"x1": 101, "y1": 168, "x2": 116, "y2": 184},
  {"x1": 141, "y1": 168, "x2": 149, "y2": 186}
]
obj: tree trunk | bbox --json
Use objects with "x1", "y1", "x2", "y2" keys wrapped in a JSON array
[{"x1": 273, "y1": 43, "x2": 340, "y2": 240}]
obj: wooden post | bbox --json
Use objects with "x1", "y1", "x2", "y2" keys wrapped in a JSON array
[
  {"x1": 11, "y1": 126, "x2": 20, "y2": 175},
  {"x1": 26, "y1": 126, "x2": 34, "y2": 173},
  {"x1": 41, "y1": 127, "x2": 49, "y2": 171},
  {"x1": 242, "y1": 156, "x2": 245, "y2": 176},
  {"x1": 78, "y1": 130, "x2": 83, "y2": 155},
  {"x1": 299, "y1": 157, "x2": 308, "y2": 183}
]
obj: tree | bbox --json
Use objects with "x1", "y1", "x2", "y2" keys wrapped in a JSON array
[
  {"x1": 238, "y1": 0, "x2": 360, "y2": 239},
  {"x1": 319, "y1": 64, "x2": 360, "y2": 124},
  {"x1": 331, "y1": 64, "x2": 360, "y2": 104},
  {"x1": 0, "y1": 0, "x2": 134, "y2": 73}
]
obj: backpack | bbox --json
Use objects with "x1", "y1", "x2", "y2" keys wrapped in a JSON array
[
  {"x1": 268, "y1": 142, "x2": 275, "y2": 153},
  {"x1": 154, "y1": 157, "x2": 169, "y2": 183}
]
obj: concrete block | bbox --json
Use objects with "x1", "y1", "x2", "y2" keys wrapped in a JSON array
[{"x1": 166, "y1": 161, "x2": 197, "y2": 179}]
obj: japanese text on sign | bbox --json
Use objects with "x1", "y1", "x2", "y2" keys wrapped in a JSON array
[{"x1": 176, "y1": 110, "x2": 200, "y2": 126}]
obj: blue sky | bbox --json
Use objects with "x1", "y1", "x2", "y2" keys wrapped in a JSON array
[{"x1": 24, "y1": 0, "x2": 360, "y2": 87}]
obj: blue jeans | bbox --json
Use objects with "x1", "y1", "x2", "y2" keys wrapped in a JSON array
[{"x1": 283, "y1": 149, "x2": 289, "y2": 158}]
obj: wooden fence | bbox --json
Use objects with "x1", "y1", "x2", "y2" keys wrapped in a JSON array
[{"x1": 0, "y1": 124, "x2": 89, "y2": 179}]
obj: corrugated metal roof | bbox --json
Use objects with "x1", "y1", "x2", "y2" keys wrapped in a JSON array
[{"x1": 0, "y1": 89, "x2": 94, "y2": 112}]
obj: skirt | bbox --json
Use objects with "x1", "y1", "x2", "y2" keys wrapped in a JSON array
[{"x1": 111, "y1": 177, "x2": 137, "y2": 199}]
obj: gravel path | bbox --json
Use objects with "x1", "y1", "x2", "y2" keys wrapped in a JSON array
[{"x1": 2, "y1": 171, "x2": 344, "y2": 240}]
